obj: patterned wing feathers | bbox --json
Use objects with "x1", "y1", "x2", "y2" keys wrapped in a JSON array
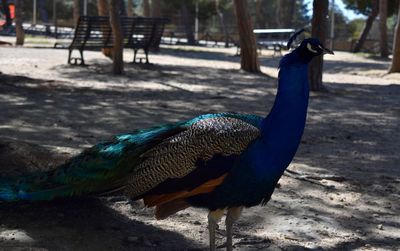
[{"x1": 124, "y1": 117, "x2": 260, "y2": 198}]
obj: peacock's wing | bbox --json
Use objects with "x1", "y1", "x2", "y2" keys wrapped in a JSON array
[{"x1": 121, "y1": 115, "x2": 262, "y2": 201}]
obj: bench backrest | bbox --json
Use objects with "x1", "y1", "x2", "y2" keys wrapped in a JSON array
[
  {"x1": 123, "y1": 17, "x2": 168, "y2": 50},
  {"x1": 70, "y1": 16, "x2": 113, "y2": 49},
  {"x1": 70, "y1": 16, "x2": 169, "y2": 50},
  {"x1": 149, "y1": 18, "x2": 168, "y2": 49}
]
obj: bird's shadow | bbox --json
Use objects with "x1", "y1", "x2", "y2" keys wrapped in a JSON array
[{"x1": 0, "y1": 197, "x2": 203, "y2": 250}]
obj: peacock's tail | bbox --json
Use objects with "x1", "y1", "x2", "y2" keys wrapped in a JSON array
[{"x1": 0, "y1": 123, "x2": 185, "y2": 202}]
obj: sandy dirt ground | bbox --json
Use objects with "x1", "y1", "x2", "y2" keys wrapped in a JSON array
[{"x1": 0, "y1": 41, "x2": 399, "y2": 251}]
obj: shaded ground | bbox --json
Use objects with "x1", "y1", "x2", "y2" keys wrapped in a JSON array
[{"x1": 0, "y1": 44, "x2": 399, "y2": 251}]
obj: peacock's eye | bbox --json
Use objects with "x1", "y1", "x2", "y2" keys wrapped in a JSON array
[{"x1": 306, "y1": 43, "x2": 318, "y2": 53}]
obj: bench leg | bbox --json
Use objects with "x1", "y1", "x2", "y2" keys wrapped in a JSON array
[
  {"x1": 68, "y1": 49, "x2": 72, "y2": 64},
  {"x1": 144, "y1": 49, "x2": 149, "y2": 64},
  {"x1": 257, "y1": 46, "x2": 262, "y2": 55},
  {"x1": 272, "y1": 45, "x2": 282, "y2": 58},
  {"x1": 133, "y1": 49, "x2": 138, "y2": 63},
  {"x1": 68, "y1": 49, "x2": 85, "y2": 65},
  {"x1": 235, "y1": 46, "x2": 240, "y2": 56},
  {"x1": 79, "y1": 50, "x2": 85, "y2": 65}
]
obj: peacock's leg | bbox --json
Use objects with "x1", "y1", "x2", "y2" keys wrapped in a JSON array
[
  {"x1": 225, "y1": 207, "x2": 243, "y2": 251},
  {"x1": 208, "y1": 209, "x2": 225, "y2": 251}
]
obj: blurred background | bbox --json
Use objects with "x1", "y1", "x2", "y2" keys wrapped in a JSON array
[{"x1": 1, "y1": 0, "x2": 398, "y2": 54}]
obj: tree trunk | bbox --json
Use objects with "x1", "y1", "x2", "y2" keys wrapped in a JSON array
[
  {"x1": 97, "y1": 0, "x2": 108, "y2": 15},
  {"x1": 97, "y1": 0, "x2": 113, "y2": 58},
  {"x1": 38, "y1": 0, "x2": 49, "y2": 23},
  {"x1": 309, "y1": 0, "x2": 329, "y2": 91},
  {"x1": 181, "y1": 3, "x2": 195, "y2": 45},
  {"x1": 215, "y1": 0, "x2": 229, "y2": 48},
  {"x1": 127, "y1": 0, "x2": 134, "y2": 16},
  {"x1": 233, "y1": 0, "x2": 260, "y2": 73},
  {"x1": 353, "y1": 0, "x2": 378, "y2": 53},
  {"x1": 15, "y1": 0, "x2": 25, "y2": 45},
  {"x1": 110, "y1": 0, "x2": 123, "y2": 74},
  {"x1": 38, "y1": 0, "x2": 50, "y2": 34},
  {"x1": 277, "y1": 0, "x2": 295, "y2": 28},
  {"x1": 142, "y1": 0, "x2": 150, "y2": 17},
  {"x1": 73, "y1": 0, "x2": 80, "y2": 27},
  {"x1": 389, "y1": 1, "x2": 400, "y2": 73},
  {"x1": 379, "y1": 0, "x2": 388, "y2": 58},
  {"x1": 276, "y1": 0, "x2": 282, "y2": 28},
  {"x1": 255, "y1": 0, "x2": 265, "y2": 28},
  {"x1": 284, "y1": 0, "x2": 296, "y2": 27},
  {"x1": 151, "y1": 0, "x2": 161, "y2": 17}
]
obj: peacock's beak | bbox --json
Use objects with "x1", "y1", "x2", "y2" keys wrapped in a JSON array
[{"x1": 321, "y1": 45, "x2": 334, "y2": 55}]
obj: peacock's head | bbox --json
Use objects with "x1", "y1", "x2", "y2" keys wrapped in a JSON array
[
  {"x1": 286, "y1": 29, "x2": 334, "y2": 63},
  {"x1": 297, "y1": 38, "x2": 334, "y2": 57}
]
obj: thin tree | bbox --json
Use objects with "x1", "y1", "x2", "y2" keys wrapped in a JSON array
[
  {"x1": 276, "y1": 0, "x2": 296, "y2": 27},
  {"x1": 127, "y1": 0, "x2": 134, "y2": 17},
  {"x1": 389, "y1": 0, "x2": 400, "y2": 73},
  {"x1": 255, "y1": 0, "x2": 266, "y2": 28},
  {"x1": 276, "y1": 0, "x2": 282, "y2": 27},
  {"x1": 215, "y1": 0, "x2": 229, "y2": 48},
  {"x1": 15, "y1": 0, "x2": 24, "y2": 45},
  {"x1": 181, "y1": 2, "x2": 196, "y2": 45},
  {"x1": 379, "y1": 0, "x2": 388, "y2": 58},
  {"x1": 110, "y1": 0, "x2": 123, "y2": 74},
  {"x1": 73, "y1": 0, "x2": 80, "y2": 27},
  {"x1": 353, "y1": 0, "x2": 378, "y2": 53},
  {"x1": 97, "y1": 0, "x2": 113, "y2": 58},
  {"x1": 233, "y1": 0, "x2": 260, "y2": 73},
  {"x1": 152, "y1": 0, "x2": 161, "y2": 17},
  {"x1": 97, "y1": 0, "x2": 108, "y2": 15},
  {"x1": 38, "y1": 0, "x2": 50, "y2": 34},
  {"x1": 309, "y1": 0, "x2": 329, "y2": 91},
  {"x1": 143, "y1": 0, "x2": 150, "y2": 17}
]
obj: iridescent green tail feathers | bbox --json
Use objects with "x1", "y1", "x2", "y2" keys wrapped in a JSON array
[{"x1": 0, "y1": 123, "x2": 185, "y2": 202}]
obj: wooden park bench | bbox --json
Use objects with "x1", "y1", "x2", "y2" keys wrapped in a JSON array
[
  {"x1": 125, "y1": 17, "x2": 168, "y2": 63},
  {"x1": 253, "y1": 28, "x2": 295, "y2": 57},
  {"x1": 68, "y1": 16, "x2": 169, "y2": 65}
]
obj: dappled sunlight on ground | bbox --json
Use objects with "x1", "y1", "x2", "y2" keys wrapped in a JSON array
[{"x1": 0, "y1": 45, "x2": 399, "y2": 250}]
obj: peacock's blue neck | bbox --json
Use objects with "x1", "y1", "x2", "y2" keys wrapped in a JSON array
[{"x1": 256, "y1": 55, "x2": 310, "y2": 178}]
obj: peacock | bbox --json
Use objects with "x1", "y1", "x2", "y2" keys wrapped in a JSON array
[{"x1": 0, "y1": 33, "x2": 333, "y2": 251}]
